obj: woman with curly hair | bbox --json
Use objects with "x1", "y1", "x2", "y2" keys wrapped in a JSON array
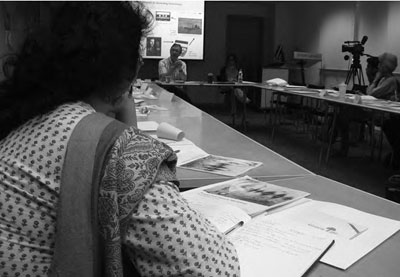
[{"x1": 0, "y1": 2, "x2": 240, "y2": 276}]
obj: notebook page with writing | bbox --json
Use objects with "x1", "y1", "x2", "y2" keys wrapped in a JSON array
[{"x1": 229, "y1": 214, "x2": 334, "y2": 277}]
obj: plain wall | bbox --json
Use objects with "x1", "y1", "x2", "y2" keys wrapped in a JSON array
[{"x1": 275, "y1": 1, "x2": 400, "y2": 89}]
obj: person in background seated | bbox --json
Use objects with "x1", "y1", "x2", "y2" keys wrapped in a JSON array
[
  {"x1": 366, "y1": 56, "x2": 380, "y2": 85},
  {"x1": 219, "y1": 53, "x2": 250, "y2": 105},
  {"x1": 370, "y1": 53, "x2": 400, "y2": 169},
  {"x1": 367, "y1": 52, "x2": 398, "y2": 100},
  {"x1": 0, "y1": 2, "x2": 239, "y2": 276},
  {"x1": 158, "y1": 43, "x2": 192, "y2": 103},
  {"x1": 333, "y1": 54, "x2": 385, "y2": 157},
  {"x1": 159, "y1": 43, "x2": 187, "y2": 82}
]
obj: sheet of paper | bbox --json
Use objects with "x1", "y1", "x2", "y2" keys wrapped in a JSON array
[
  {"x1": 150, "y1": 136, "x2": 209, "y2": 166},
  {"x1": 271, "y1": 200, "x2": 400, "y2": 269},
  {"x1": 229, "y1": 214, "x2": 333, "y2": 277},
  {"x1": 173, "y1": 144, "x2": 209, "y2": 166},
  {"x1": 182, "y1": 195, "x2": 251, "y2": 233},
  {"x1": 266, "y1": 78, "x2": 288, "y2": 86},
  {"x1": 291, "y1": 90, "x2": 319, "y2": 94},
  {"x1": 361, "y1": 95, "x2": 377, "y2": 101},
  {"x1": 286, "y1": 85, "x2": 307, "y2": 89},
  {"x1": 134, "y1": 99, "x2": 144, "y2": 104},
  {"x1": 144, "y1": 104, "x2": 168, "y2": 111},
  {"x1": 137, "y1": 121, "x2": 159, "y2": 131},
  {"x1": 159, "y1": 90, "x2": 174, "y2": 102},
  {"x1": 179, "y1": 155, "x2": 262, "y2": 177}
]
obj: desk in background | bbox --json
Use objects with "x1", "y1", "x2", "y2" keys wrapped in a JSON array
[{"x1": 155, "y1": 80, "x2": 255, "y2": 130}]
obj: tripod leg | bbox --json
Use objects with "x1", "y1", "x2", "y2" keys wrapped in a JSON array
[{"x1": 345, "y1": 65, "x2": 353, "y2": 85}]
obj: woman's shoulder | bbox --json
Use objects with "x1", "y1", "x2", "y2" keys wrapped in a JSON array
[{"x1": 114, "y1": 126, "x2": 174, "y2": 157}]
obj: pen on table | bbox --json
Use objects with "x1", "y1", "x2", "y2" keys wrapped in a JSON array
[{"x1": 224, "y1": 221, "x2": 244, "y2": 235}]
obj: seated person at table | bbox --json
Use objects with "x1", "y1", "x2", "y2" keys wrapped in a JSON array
[
  {"x1": 367, "y1": 52, "x2": 398, "y2": 100},
  {"x1": 0, "y1": 2, "x2": 239, "y2": 276},
  {"x1": 352, "y1": 56, "x2": 379, "y2": 94},
  {"x1": 370, "y1": 53, "x2": 400, "y2": 169},
  {"x1": 159, "y1": 43, "x2": 187, "y2": 82},
  {"x1": 333, "y1": 54, "x2": 395, "y2": 156},
  {"x1": 158, "y1": 43, "x2": 192, "y2": 102},
  {"x1": 366, "y1": 56, "x2": 380, "y2": 85},
  {"x1": 218, "y1": 53, "x2": 250, "y2": 104}
]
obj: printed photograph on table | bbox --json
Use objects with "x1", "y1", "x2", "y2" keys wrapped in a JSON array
[
  {"x1": 204, "y1": 176, "x2": 309, "y2": 207},
  {"x1": 179, "y1": 154, "x2": 262, "y2": 177}
]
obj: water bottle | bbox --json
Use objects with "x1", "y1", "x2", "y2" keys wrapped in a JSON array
[{"x1": 238, "y1": 69, "x2": 243, "y2": 83}]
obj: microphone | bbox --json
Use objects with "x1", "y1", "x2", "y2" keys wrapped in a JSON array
[{"x1": 361, "y1": 35, "x2": 368, "y2": 45}]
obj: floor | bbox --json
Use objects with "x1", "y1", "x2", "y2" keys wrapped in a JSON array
[{"x1": 198, "y1": 102, "x2": 399, "y2": 199}]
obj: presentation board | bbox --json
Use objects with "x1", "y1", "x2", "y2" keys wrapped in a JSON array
[{"x1": 142, "y1": 1, "x2": 205, "y2": 60}]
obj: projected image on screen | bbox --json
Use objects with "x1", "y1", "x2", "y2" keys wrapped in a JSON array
[
  {"x1": 155, "y1": 11, "x2": 171, "y2": 21},
  {"x1": 143, "y1": 1, "x2": 205, "y2": 60},
  {"x1": 178, "y1": 18, "x2": 202, "y2": 35},
  {"x1": 146, "y1": 37, "x2": 161, "y2": 56}
]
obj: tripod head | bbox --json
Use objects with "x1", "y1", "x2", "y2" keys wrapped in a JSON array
[{"x1": 342, "y1": 35, "x2": 368, "y2": 66}]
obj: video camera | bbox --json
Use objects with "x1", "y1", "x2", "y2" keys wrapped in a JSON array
[{"x1": 342, "y1": 35, "x2": 368, "y2": 58}]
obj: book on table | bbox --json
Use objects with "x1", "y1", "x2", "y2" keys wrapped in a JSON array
[{"x1": 182, "y1": 176, "x2": 400, "y2": 275}]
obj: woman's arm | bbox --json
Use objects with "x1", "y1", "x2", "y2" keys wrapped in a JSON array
[
  {"x1": 124, "y1": 181, "x2": 240, "y2": 277},
  {"x1": 98, "y1": 130, "x2": 240, "y2": 276}
]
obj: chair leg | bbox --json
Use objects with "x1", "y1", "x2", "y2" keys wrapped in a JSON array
[{"x1": 325, "y1": 106, "x2": 339, "y2": 164}]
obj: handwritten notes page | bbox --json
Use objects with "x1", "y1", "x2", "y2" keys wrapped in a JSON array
[
  {"x1": 184, "y1": 198, "x2": 251, "y2": 234},
  {"x1": 270, "y1": 200, "x2": 400, "y2": 269},
  {"x1": 229, "y1": 214, "x2": 334, "y2": 277}
]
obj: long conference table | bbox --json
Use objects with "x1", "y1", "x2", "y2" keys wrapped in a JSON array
[
  {"x1": 157, "y1": 79, "x2": 400, "y2": 163},
  {"x1": 139, "y1": 83, "x2": 400, "y2": 277}
]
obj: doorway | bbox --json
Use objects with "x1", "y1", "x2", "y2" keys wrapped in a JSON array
[{"x1": 226, "y1": 15, "x2": 265, "y2": 107}]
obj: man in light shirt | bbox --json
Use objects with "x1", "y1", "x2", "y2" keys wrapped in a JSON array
[
  {"x1": 159, "y1": 43, "x2": 187, "y2": 82},
  {"x1": 158, "y1": 43, "x2": 191, "y2": 102}
]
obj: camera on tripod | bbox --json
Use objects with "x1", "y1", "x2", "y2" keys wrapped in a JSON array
[
  {"x1": 341, "y1": 36, "x2": 369, "y2": 86},
  {"x1": 342, "y1": 35, "x2": 368, "y2": 60},
  {"x1": 342, "y1": 43, "x2": 365, "y2": 57}
]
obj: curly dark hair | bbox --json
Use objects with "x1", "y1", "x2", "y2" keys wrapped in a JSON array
[{"x1": 0, "y1": 1, "x2": 153, "y2": 139}]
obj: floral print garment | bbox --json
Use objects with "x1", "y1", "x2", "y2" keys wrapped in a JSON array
[
  {"x1": 98, "y1": 127, "x2": 240, "y2": 277},
  {"x1": 0, "y1": 102, "x2": 95, "y2": 276},
  {"x1": 0, "y1": 101, "x2": 240, "y2": 276}
]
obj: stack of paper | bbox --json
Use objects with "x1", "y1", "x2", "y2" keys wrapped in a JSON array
[
  {"x1": 182, "y1": 177, "x2": 400, "y2": 275},
  {"x1": 182, "y1": 177, "x2": 334, "y2": 277}
]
